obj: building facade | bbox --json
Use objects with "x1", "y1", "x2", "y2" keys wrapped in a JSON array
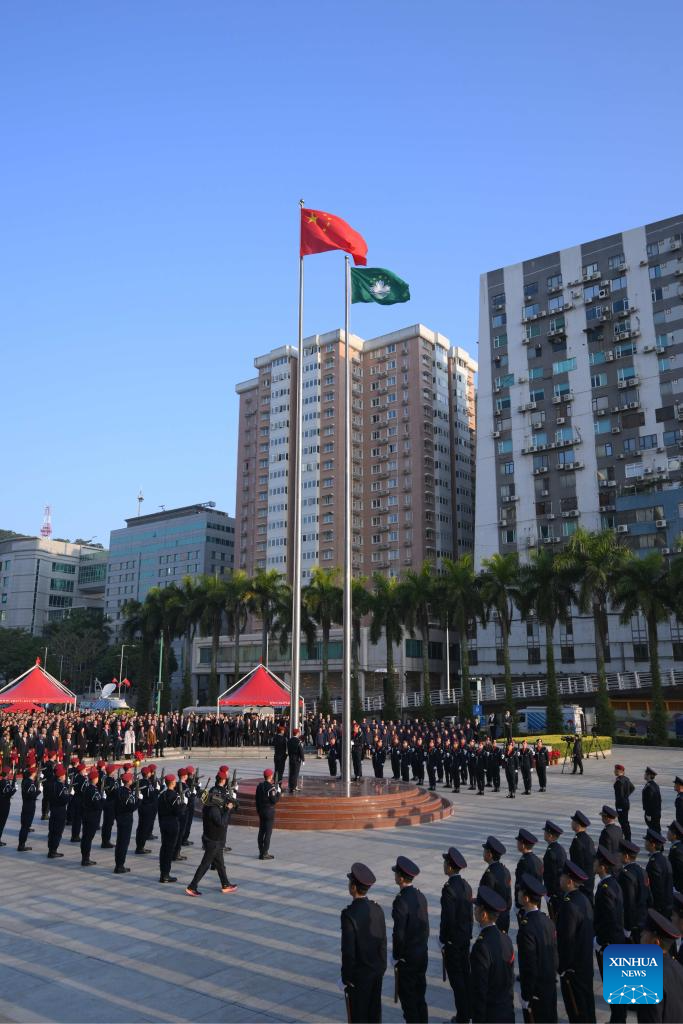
[
  {"x1": 475, "y1": 213, "x2": 683, "y2": 676},
  {"x1": 0, "y1": 537, "x2": 107, "y2": 634}
]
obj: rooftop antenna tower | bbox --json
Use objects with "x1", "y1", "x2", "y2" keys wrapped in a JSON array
[
  {"x1": 137, "y1": 490, "x2": 144, "y2": 517},
  {"x1": 40, "y1": 505, "x2": 53, "y2": 539}
]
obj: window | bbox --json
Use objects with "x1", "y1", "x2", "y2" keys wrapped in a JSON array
[
  {"x1": 590, "y1": 350, "x2": 606, "y2": 366},
  {"x1": 596, "y1": 442, "x2": 613, "y2": 458},
  {"x1": 612, "y1": 298, "x2": 630, "y2": 314},
  {"x1": 623, "y1": 438, "x2": 637, "y2": 452},
  {"x1": 594, "y1": 418, "x2": 612, "y2": 435},
  {"x1": 492, "y1": 313, "x2": 506, "y2": 327},
  {"x1": 529, "y1": 367, "x2": 544, "y2": 380},
  {"x1": 51, "y1": 561, "x2": 76, "y2": 575},
  {"x1": 524, "y1": 282, "x2": 538, "y2": 299},
  {"x1": 652, "y1": 287, "x2": 663, "y2": 302},
  {"x1": 491, "y1": 292, "x2": 506, "y2": 309},
  {"x1": 591, "y1": 372, "x2": 608, "y2": 389},
  {"x1": 608, "y1": 254, "x2": 625, "y2": 270},
  {"x1": 523, "y1": 303, "x2": 540, "y2": 318},
  {"x1": 617, "y1": 366, "x2": 636, "y2": 382},
  {"x1": 584, "y1": 284, "x2": 601, "y2": 302},
  {"x1": 583, "y1": 261, "x2": 599, "y2": 277},
  {"x1": 529, "y1": 388, "x2": 545, "y2": 403},
  {"x1": 493, "y1": 333, "x2": 508, "y2": 349},
  {"x1": 502, "y1": 461, "x2": 515, "y2": 475},
  {"x1": 494, "y1": 373, "x2": 514, "y2": 389},
  {"x1": 639, "y1": 434, "x2": 657, "y2": 450},
  {"x1": 548, "y1": 295, "x2": 563, "y2": 312},
  {"x1": 547, "y1": 273, "x2": 562, "y2": 290},
  {"x1": 553, "y1": 357, "x2": 576, "y2": 375},
  {"x1": 549, "y1": 315, "x2": 565, "y2": 333},
  {"x1": 649, "y1": 265, "x2": 662, "y2": 279},
  {"x1": 497, "y1": 439, "x2": 513, "y2": 454},
  {"x1": 526, "y1": 323, "x2": 541, "y2": 340},
  {"x1": 611, "y1": 275, "x2": 627, "y2": 291}
]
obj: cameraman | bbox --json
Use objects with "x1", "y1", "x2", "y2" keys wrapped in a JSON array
[{"x1": 185, "y1": 769, "x2": 237, "y2": 897}]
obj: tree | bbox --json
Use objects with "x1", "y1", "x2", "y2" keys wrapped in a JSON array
[
  {"x1": 557, "y1": 528, "x2": 629, "y2": 737},
  {"x1": 479, "y1": 552, "x2": 522, "y2": 726},
  {"x1": 517, "y1": 549, "x2": 576, "y2": 733},
  {"x1": 436, "y1": 556, "x2": 483, "y2": 719},
  {"x1": 121, "y1": 599, "x2": 158, "y2": 712},
  {"x1": 41, "y1": 608, "x2": 110, "y2": 691},
  {"x1": 176, "y1": 577, "x2": 205, "y2": 710},
  {"x1": 351, "y1": 577, "x2": 371, "y2": 723},
  {"x1": 0, "y1": 628, "x2": 43, "y2": 684},
  {"x1": 303, "y1": 567, "x2": 342, "y2": 716},
  {"x1": 369, "y1": 574, "x2": 403, "y2": 721},
  {"x1": 197, "y1": 576, "x2": 229, "y2": 707},
  {"x1": 612, "y1": 552, "x2": 672, "y2": 744},
  {"x1": 400, "y1": 564, "x2": 437, "y2": 718},
  {"x1": 223, "y1": 570, "x2": 251, "y2": 684},
  {"x1": 247, "y1": 569, "x2": 290, "y2": 665}
]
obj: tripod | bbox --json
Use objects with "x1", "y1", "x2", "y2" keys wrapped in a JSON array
[
  {"x1": 584, "y1": 734, "x2": 606, "y2": 760},
  {"x1": 560, "y1": 738, "x2": 575, "y2": 774}
]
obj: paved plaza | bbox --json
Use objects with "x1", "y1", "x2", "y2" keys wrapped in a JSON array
[{"x1": 0, "y1": 743, "x2": 680, "y2": 1023}]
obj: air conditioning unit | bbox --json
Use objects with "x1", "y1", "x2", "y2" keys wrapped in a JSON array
[
  {"x1": 561, "y1": 511, "x2": 570, "y2": 518},
  {"x1": 639, "y1": 259, "x2": 648, "y2": 266},
  {"x1": 617, "y1": 524, "x2": 628, "y2": 533},
  {"x1": 493, "y1": 430, "x2": 501, "y2": 438},
  {"x1": 495, "y1": 386, "x2": 502, "y2": 393},
  {"x1": 618, "y1": 380, "x2": 628, "y2": 389},
  {"x1": 542, "y1": 537, "x2": 554, "y2": 545},
  {"x1": 597, "y1": 408, "x2": 606, "y2": 416},
  {"x1": 671, "y1": 239, "x2": 682, "y2": 251},
  {"x1": 568, "y1": 510, "x2": 579, "y2": 517},
  {"x1": 518, "y1": 375, "x2": 528, "y2": 384},
  {"x1": 524, "y1": 402, "x2": 537, "y2": 411},
  {"x1": 655, "y1": 346, "x2": 667, "y2": 355},
  {"x1": 547, "y1": 513, "x2": 556, "y2": 520},
  {"x1": 606, "y1": 352, "x2": 614, "y2": 361},
  {"x1": 662, "y1": 548, "x2": 671, "y2": 555},
  {"x1": 657, "y1": 446, "x2": 664, "y2": 453},
  {"x1": 522, "y1": 337, "x2": 530, "y2": 345},
  {"x1": 643, "y1": 344, "x2": 655, "y2": 353},
  {"x1": 598, "y1": 289, "x2": 608, "y2": 298},
  {"x1": 552, "y1": 395, "x2": 562, "y2": 404},
  {"x1": 611, "y1": 427, "x2": 621, "y2": 434},
  {"x1": 644, "y1": 468, "x2": 653, "y2": 475},
  {"x1": 628, "y1": 402, "x2": 639, "y2": 410},
  {"x1": 656, "y1": 519, "x2": 667, "y2": 528},
  {"x1": 617, "y1": 454, "x2": 625, "y2": 460},
  {"x1": 557, "y1": 416, "x2": 565, "y2": 425}
]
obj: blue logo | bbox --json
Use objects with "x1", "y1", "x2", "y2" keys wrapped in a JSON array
[{"x1": 603, "y1": 945, "x2": 663, "y2": 1006}]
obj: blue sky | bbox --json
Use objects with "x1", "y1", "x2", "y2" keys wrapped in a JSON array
[{"x1": 2, "y1": 0, "x2": 682, "y2": 544}]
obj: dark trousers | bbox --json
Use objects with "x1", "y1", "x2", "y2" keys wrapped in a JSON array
[
  {"x1": 19, "y1": 800, "x2": 36, "y2": 847},
  {"x1": 530, "y1": 989, "x2": 558, "y2": 1024},
  {"x1": 561, "y1": 972, "x2": 595, "y2": 1024},
  {"x1": 154, "y1": 739, "x2": 165, "y2": 757},
  {"x1": 492, "y1": 765, "x2": 501, "y2": 791},
  {"x1": 159, "y1": 818, "x2": 179, "y2": 878},
  {"x1": 617, "y1": 809, "x2": 631, "y2": 842},
  {"x1": 173, "y1": 809, "x2": 189, "y2": 857},
  {"x1": 506, "y1": 768, "x2": 516, "y2": 795},
  {"x1": 41, "y1": 790, "x2": 50, "y2": 818},
  {"x1": 572, "y1": 757, "x2": 583, "y2": 775},
  {"x1": 183, "y1": 798, "x2": 194, "y2": 841},
  {"x1": 81, "y1": 813, "x2": 100, "y2": 863},
  {"x1": 288, "y1": 761, "x2": 302, "y2": 793},
  {"x1": 136, "y1": 806, "x2": 156, "y2": 851},
  {"x1": 274, "y1": 758, "x2": 286, "y2": 784},
  {"x1": 352, "y1": 752, "x2": 363, "y2": 780},
  {"x1": 101, "y1": 800, "x2": 116, "y2": 844},
  {"x1": 189, "y1": 838, "x2": 229, "y2": 888},
  {"x1": 258, "y1": 815, "x2": 274, "y2": 856},
  {"x1": 348, "y1": 975, "x2": 383, "y2": 1024},
  {"x1": 47, "y1": 806, "x2": 66, "y2": 853},
  {"x1": 476, "y1": 768, "x2": 485, "y2": 794},
  {"x1": 401, "y1": 763, "x2": 411, "y2": 783},
  {"x1": 427, "y1": 767, "x2": 437, "y2": 790},
  {"x1": 444, "y1": 944, "x2": 470, "y2": 1023},
  {"x1": 397, "y1": 959, "x2": 428, "y2": 1023},
  {"x1": 70, "y1": 797, "x2": 82, "y2": 840},
  {"x1": 114, "y1": 812, "x2": 133, "y2": 867},
  {"x1": 521, "y1": 767, "x2": 532, "y2": 793},
  {"x1": 537, "y1": 765, "x2": 547, "y2": 790},
  {"x1": 0, "y1": 800, "x2": 10, "y2": 840}
]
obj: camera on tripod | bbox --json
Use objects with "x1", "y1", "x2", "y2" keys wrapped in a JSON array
[{"x1": 561, "y1": 735, "x2": 575, "y2": 744}]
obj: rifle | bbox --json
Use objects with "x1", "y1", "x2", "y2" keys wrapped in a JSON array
[
  {"x1": 393, "y1": 963, "x2": 399, "y2": 1004},
  {"x1": 441, "y1": 945, "x2": 447, "y2": 983},
  {"x1": 522, "y1": 1003, "x2": 536, "y2": 1024},
  {"x1": 560, "y1": 972, "x2": 579, "y2": 1019},
  {"x1": 343, "y1": 986, "x2": 352, "y2": 1024},
  {"x1": 134, "y1": 765, "x2": 140, "y2": 801}
]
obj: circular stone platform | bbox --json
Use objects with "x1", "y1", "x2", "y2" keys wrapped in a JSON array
[{"x1": 226, "y1": 776, "x2": 454, "y2": 830}]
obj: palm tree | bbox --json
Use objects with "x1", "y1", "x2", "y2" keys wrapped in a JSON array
[
  {"x1": 247, "y1": 569, "x2": 289, "y2": 665},
  {"x1": 303, "y1": 567, "x2": 343, "y2": 715},
  {"x1": 176, "y1": 577, "x2": 205, "y2": 710},
  {"x1": 223, "y1": 570, "x2": 251, "y2": 685},
  {"x1": 517, "y1": 549, "x2": 576, "y2": 733},
  {"x1": 436, "y1": 555, "x2": 483, "y2": 719},
  {"x1": 612, "y1": 552, "x2": 671, "y2": 744},
  {"x1": 369, "y1": 574, "x2": 404, "y2": 720},
  {"x1": 557, "y1": 528, "x2": 629, "y2": 736},
  {"x1": 399, "y1": 563, "x2": 436, "y2": 718},
  {"x1": 351, "y1": 576, "x2": 371, "y2": 722},
  {"x1": 121, "y1": 598, "x2": 157, "y2": 712},
  {"x1": 197, "y1": 576, "x2": 229, "y2": 706},
  {"x1": 479, "y1": 552, "x2": 522, "y2": 726}
]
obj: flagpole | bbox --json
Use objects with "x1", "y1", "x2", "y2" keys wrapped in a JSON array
[
  {"x1": 290, "y1": 199, "x2": 305, "y2": 735},
  {"x1": 342, "y1": 255, "x2": 352, "y2": 789}
]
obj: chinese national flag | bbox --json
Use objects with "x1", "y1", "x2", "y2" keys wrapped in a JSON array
[{"x1": 300, "y1": 208, "x2": 368, "y2": 265}]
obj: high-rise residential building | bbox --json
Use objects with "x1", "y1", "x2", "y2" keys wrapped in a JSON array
[
  {"x1": 234, "y1": 325, "x2": 478, "y2": 582},
  {"x1": 0, "y1": 537, "x2": 107, "y2": 634},
  {"x1": 475, "y1": 213, "x2": 683, "y2": 675},
  {"x1": 104, "y1": 503, "x2": 235, "y2": 633}
]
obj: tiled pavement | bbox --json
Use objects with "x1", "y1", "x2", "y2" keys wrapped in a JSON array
[{"x1": 0, "y1": 743, "x2": 680, "y2": 1023}]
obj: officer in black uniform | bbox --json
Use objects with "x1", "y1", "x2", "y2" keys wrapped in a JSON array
[
  {"x1": 593, "y1": 845, "x2": 626, "y2": 995},
  {"x1": 643, "y1": 767, "x2": 662, "y2": 835},
  {"x1": 439, "y1": 847, "x2": 472, "y2": 1024},
  {"x1": 569, "y1": 810, "x2": 596, "y2": 904},
  {"x1": 80, "y1": 768, "x2": 103, "y2": 867},
  {"x1": 673, "y1": 892, "x2": 683, "y2": 967},
  {"x1": 287, "y1": 728, "x2": 305, "y2": 793},
  {"x1": 571, "y1": 734, "x2": 583, "y2": 775},
  {"x1": 543, "y1": 820, "x2": 567, "y2": 920},
  {"x1": 618, "y1": 838, "x2": 651, "y2": 944},
  {"x1": 100, "y1": 764, "x2": 118, "y2": 848},
  {"x1": 470, "y1": 885, "x2": 515, "y2": 1023},
  {"x1": 113, "y1": 771, "x2": 136, "y2": 874},
  {"x1": 490, "y1": 739, "x2": 502, "y2": 793},
  {"x1": 255, "y1": 768, "x2": 279, "y2": 860},
  {"x1": 17, "y1": 765, "x2": 39, "y2": 851},
  {"x1": 599, "y1": 805, "x2": 623, "y2": 857},
  {"x1": 46, "y1": 764, "x2": 70, "y2": 857},
  {"x1": 185, "y1": 768, "x2": 237, "y2": 896},
  {"x1": 391, "y1": 855, "x2": 429, "y2": 1024},
  {"x1": 341, "y1": 862, "x2": 387, "y2": 1024},
  {"x1": 40, "y1": 752, "x2": 55, "y2": 819},
  {"x1": 157, "y1": 773, "x2": 183, "y2": 883},
  {"x1": 328, "y1": 736, "x2": 341, "y2": 778},
  {"x1": 273, "y1": 725, "x2": 288, "y2": 783},
  {"x1": 637, "y1": 909, "x2": 683, "y2": 1023},
  {"x1": 389, "y1": 738, "x2": 401, "y2": 781},
  {"x1": 69, "y1": 762, "x2": 87, "y2": 842},
  {"x1": 372, "y1": 740, "x2": 386, "y2": 780},
  {"x1": 503, "y1": 742, "x2": 518, "y2": 799},
  {"x1": 668, "y1": 820, "x2": 683, "y2": 894},
  {"x1": 645, "y1": 828, "x2": 673, "y2": 918},
  {"x1": 172, "y1": 768, "x2": 190, "y2": 862},
  {"x1": 480, "y1": 836, "x2": 512, "y2": 933},
  {"x1": 534, "y1": 738, "x2": 549, "y2": 792},
  {"x1": 517, "y1": 873, "x2": 559, "y2": 1024},
  {"x1": 519, "y1": 740, "x2": 533, "y2": 795},
  {"x1": 135, "y1": 765, "x2": 158, "y2": 855},
  {"x1": 556, "y1": 860, "x2": 595, "y2": 1024},
  {"x1": 515, "y1": 828, "x2": 543, "y2": 909},
  {"x1": 614, "y1": 763, "x2": 635, "y2": 841},
  {"x1": 675, "y1": 776, "x2": 683, "y2": 829},
  {"x1": 351, "y1": 727, "x2": 364, "y2": 783},
  {"x1": 0, "y1": 768, "x2": 16, "y2": 846},
  {"x1": 400, "y1": 740, "x2": 413, "y2": 783}
]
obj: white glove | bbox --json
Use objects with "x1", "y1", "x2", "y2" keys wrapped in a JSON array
[
  {"x1": 138, "y1": 793, "x2": 143, "y2": 800},
  {"x1": 276, "y1": 785, "x2": 281, "y2": 794},
  {"x1": 234, "y1": 784, "x2": 239, "y2": 792},
  {"x1": 593, "y1": 937, "x2": 599, "y2": 950},
  {"x1": 102, "y1": 793, "x2": 107, "y2": 801}
]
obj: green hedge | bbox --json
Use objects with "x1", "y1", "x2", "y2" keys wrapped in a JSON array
[
  {"x1": 512, "y1": 733, "x2": 612, "y2": 750},
  {"x1": 614, "y1": 735, "x2": 683, "y2": 748}
]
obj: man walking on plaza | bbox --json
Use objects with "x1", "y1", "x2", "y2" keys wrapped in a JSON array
[
  {"x1": 614, "y1": 763, "x2": 635, "y2": 841},
  {"x1": 185, "y1": 768, "x2": 237, "y2": 896},
  {"x1": 643, "y1": 766, "x2": 662, "y2": 835},
  {"x1": 255, "y1": 768, "x2": 279, "y2": 860},
  {"x1": 157, "y1": 773, "x2": 183, "y2": 883}
]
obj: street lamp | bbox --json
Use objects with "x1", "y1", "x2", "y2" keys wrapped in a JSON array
[{"x1": 118, "y1": 644, "x2": 136, "y2": 695}]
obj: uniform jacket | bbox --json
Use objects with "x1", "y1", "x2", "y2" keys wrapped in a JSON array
[
  {"x1": 255, "y1": 780, "x2": 279, "y2": 818},
  {"x1": 599, "y1": 822, "x2": 623, "y2": 858},
  {"x1": 569, "y1": 830, "x2": 596, "y2": 896},
  {"x1": 556, "y1": 888, "x2": 594, "y2": 978},
  {"x1": 614, "y1": 775, "x2": 635, "y2": 810},
  {"x1": 647, "y1": 851, "x2": 673, "y2": 917},
  {"x1": 643, "y1": 780, "x2": 662, "y2": 823},
  {"x1": 480, "y1": 861, "x2": 512, "y2": 932},
  {"x1": 544, "y1": 840, "x2": 567, "y2": 899},
  {"x1": 618, "y1": 861, "x2": 651, "y2": 933},
  {"x1": 341, "y1": 897, "x2": 387, "y2": 987},
  {"x1": 594, "y1": 874, "x2": 625, "y2": 947},
  {"x1": 517, "y1": 908, "x2": 558, "y2": 1002},
  {"x1": 439, "y1": 874, "x2": 473, "y2": 948},
  {"x1": 391, "y1": 885, "x2": 429, "y2": 965},
  {"x1": 470, "y1": 924, "x2": 515, "y2": 1023}
]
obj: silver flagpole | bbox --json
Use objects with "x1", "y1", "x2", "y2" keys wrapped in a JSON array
[
  {"x1": 290, "y1": 200, "x2": 305, "y2": 734},
  {"x1": 342, "y1": 255, "x2": 352, "y2": 788}
]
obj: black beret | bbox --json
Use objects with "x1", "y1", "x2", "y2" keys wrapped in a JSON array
[
  {"x1": 442, "y1": 847, "x2": 467, "y2": 870},
  {"x1": 601, "y1": 805, "x2": 617, "y2": 818},
  {"x1": 644, "y1": 909, "x2": 680, "y2": 940},
  {"x1": 544, "y1": 820, "x2": 563, "y2": 836},
  {"x1": 596, "y1": 844, "x2": 617, "y2": 866},
  {"x1": 562, "y1": 859, "x2": 588, "y2": 883},
  {"x1": 482, "y1": 835, "x2": 506, "y2": 856},
  {"x1": 475, "y1": 885, "x2": 505, "y2": 913},
  {"x1": 516, "y1": 828, "x2": 538, "y2": 846},
  {"x1": 520, "y1": 873, "x2": 546, "y2": 898},
  {"x1": 347, "y1": 862, "x2": 376, "y2": 888},
  {"x1": 571, "y1": 810, "x2": 590, "y2": 827},
  {"x1": 619, "y1": 838, "x2": 640, "y2": 856},
  {"x1": 644, "y1": 828, "x2": 666, "y2": 846},
  {"x1": 391, "y1": 855, "x2": 420, "y2": 878}
]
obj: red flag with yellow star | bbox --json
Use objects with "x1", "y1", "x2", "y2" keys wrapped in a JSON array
[{"x1": 300, "y1": 208, "x2": 368, "y2": 265}]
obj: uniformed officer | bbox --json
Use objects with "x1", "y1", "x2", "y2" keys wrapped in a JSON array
[
  {"x1": 172, "y1": 767, "x2": 190, "y2": 862},
  {"x1": 543, "y1": 820, "x2": 567, "y2": 920},
  {"x1": 480, "y1": 836, "x2": 512, "y2": 933},
  {"x1": 255, "y1": 768, "x2": 280, "y2": 860},
  {"x1": 287, "y1": 728, "x2": 305, "y2": 793},
  {"x1": 503, "y1": 742, "x2": 518, "y2": 799},
  {"x1": 157, "y1": 774, "x2": 183, "y2": 883},
  {"x1": 675, "y1": 776, "x2": 683, "y2": 829},
  {"x1": 185, "y1": 769, "x2": 236, "y2": 896},
  {"x1": 519, "y1": 740, "x2": 533, "y2": 795},
  {"x1": 0, "y1": 768, "x2": 16, "y2": 846},
  {"x1": 637, "y1": 908, "x2": 683, "y2": 1023},
  {"x1": 17, "y1": 765, "x2": 39, "y2": 851},
  {"x1": 643, "y1": 767, "x2": 662, "y2": 835},
  {"x1": 273, "y1": 724, "x2": 288, "y2": 783},
  {"x1": 100, "y1": 764, "x2": 118, "y2": 849},
  {"x1": 113, "y1": 771, "x2": 136, "y2": 874},
  {"x1": 556, "y1": 860, "x2": 595, "y2": 1024},
  {"x1": 372, "y1": 740, "x2": 386, "y2": 780},
  {"x1": 645, "y1": 828, "x2": 673, "y2": 918},
  {"x1": 69, "y1": 762, "x2": 88, "y2": 842},
  {"x1": 515, "y1": 828, "x2": 543, "y2": 909},
  {"x1": 517, "y1": 873, "x2": 559, "y2": 1024},
  {"x1": 328, "y1": 736, "x2": 341, "y2": 778},
  {"x1": 673, "y1": 893, "x2": 683, "y2": 967},
  {"x1": 46, "y1": 764, "x2": 70, "y2": 858},
  {"x1": 80, "y1": 768, "x2": 103, "y2": 867},
  {"x1": 470, "y1": 885, "x2": 515, "y2": 1023},
  {"x1": 569, "y1": 810, "x2": 596, "y2": 904},
  {"x1": 571, "y1": 734, "x2": 583, "y2": 775},
  {"x1": 534, "y1": 738, "x2": 549, "y2": 792},
  {"x1": 618, "y1": 838, "x2": 651, "y2": 944},
  {"x1": 599, "y1": 805, "x2": 623, "y2": 857},
  {"x1": 439, "y1": 847, "x2": 472, "y2": 1024},
  {"x1": 668, "y1": 820, "x2": 683, "y2": 893},
  {"x1": 135, "y1": 765, "x2": 158, "y2": 855},
  {"x1": 614, "y1": 763, "x2": 635, "y2": 841},
  {"x1": 40, "y1": 751, "x2": 55, "y2": 820},
  {"x1": 391, "y1": 855, "x2": 429, "y2": 1023},
  {"x1": 341, "y1": 862, "x2": 387, "y2": 1024},
  {"x1": 593, "y1": 845, "x2": 626, "y2": 979}
]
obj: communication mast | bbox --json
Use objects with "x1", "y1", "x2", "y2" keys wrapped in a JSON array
[
  {"x1": 40, "y1": 505, "x2": 53, "y2": 539},
  {"x1": 137, "y1": 490, "x2": 144, "y2": 517}
]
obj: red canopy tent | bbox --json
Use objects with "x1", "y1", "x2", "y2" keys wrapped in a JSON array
[
  {"x1": 0, "y1": 701, "x2": 44, "y2": 714},
  {"x1": 217, "y1": 664, "x2": 301, "y2": 711},
  {"x1": 0, "y1": 658, "x2": 77, "y2": 707}
]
